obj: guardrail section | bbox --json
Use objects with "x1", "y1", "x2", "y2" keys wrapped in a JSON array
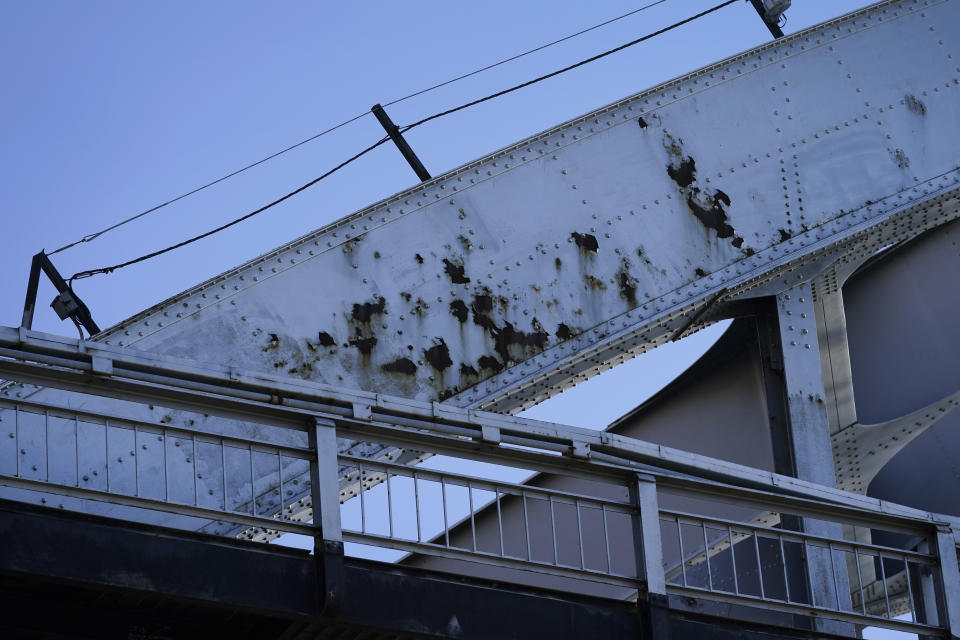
[
  {"x1": 1, "y1": 328, "x2": 959, "y2": 637},
  {"x1": 338, "y1": 453, "x2": 639, "y2": 587}
]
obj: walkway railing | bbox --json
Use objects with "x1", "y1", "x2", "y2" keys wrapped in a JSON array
[{"x1": 1, "y1": 326, "x2": 958, "y2": 637}]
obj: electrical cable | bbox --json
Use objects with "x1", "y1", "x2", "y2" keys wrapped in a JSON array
[
  {"x1": 48, "y1": 2, "x2": 673, "y2": 257},
  {"x1": 70, "y1": 136, "x2": 390, "y2": 281},
  {"x1": 382, "y1": 0, "x2": 671, "y2": 108},
  {"x1": 48, "y1": 111, "x2": 370, "y2": 256},
  {"x1": 400, "y1": 0, "x2": 738, "y2": 133},
  {"x1": 64, "y1": 0, "x2": 736, "y2": 281}
]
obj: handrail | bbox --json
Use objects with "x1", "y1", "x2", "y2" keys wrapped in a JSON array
[{"x1": 2, "y1": 325, "x2": 959, "y2": 636}]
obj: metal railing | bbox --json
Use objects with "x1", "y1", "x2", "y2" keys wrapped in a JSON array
[
  {"x1": 339, "y1": 453, "x2": 639, "y2": 587},
  {"x1": 1, "y1": 326, "x2": 959, "y2": 637}
]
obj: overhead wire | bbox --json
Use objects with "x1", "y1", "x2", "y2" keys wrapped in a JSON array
[
  {"x1": 70, "y1": 136, "x2": 391, "y2": 281},
  {"x1": 68, "y1": 0, "x2": 738, "y2": 281},
  {"x1": 400, "y1": 0, "x2": 738, "y2": 133},
  {"x1": 48, "y1": 1, "x2": 673, "y2": 257},
  {"x1": 49, "y1": 111, "x2": 370, "y2": 256},
  {"x1": 382, "y1": 0, "x2": 671, "y2": 108}
]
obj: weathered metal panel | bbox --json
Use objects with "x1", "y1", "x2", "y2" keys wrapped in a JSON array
[{"x1": 66, "y1": 0, "x2": 959, "y2": 415}]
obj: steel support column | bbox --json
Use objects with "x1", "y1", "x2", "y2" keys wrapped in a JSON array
[{"x1": 776, "y1": 283, "x2": 853, "y2": 630}]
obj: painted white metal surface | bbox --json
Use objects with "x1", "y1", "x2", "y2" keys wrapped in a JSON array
[
  {"x1": 72, "y1": 0, "x2": 959, "y2": 416},
  {"x1": 2, "y1": 0, "x2": 959, "y2": 557}
]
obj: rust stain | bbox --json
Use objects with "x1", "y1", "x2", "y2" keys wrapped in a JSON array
[
  {"x1": 571, "y1": 232, "x2": 599, "y2": 253},
  {"x1": 904, "y1": 93, "x2": 926, "y2": 116},
  {"x1": 442, "y1": 258, "x2": 471, "y2": 284},
  {"x1": 616, "y1": 261, "x2": 637, "y2": 307},
  {"x1": 584, "y1": 274, "x2": 606, "y2": 291},
  {"x1": 382, "y1": 357, "x2": 417, "y2": 375},
  {"x1": 556, "y1": 323, "x2": 574, "y2": 340},
  {"x1": 449, "y1": 299, "x2": 468, "y2": 323},
  {"x1": 317, "y1": 332, "x2": 336, "y2": 347},
  {"x1": 663, "y1": 131, "x2": 742, "y2": 246},
  {"x1": 424, "y1": 338, "x2": 453, "y2": 371},
  {"x1": 348, "y1": 331, "x2": 377, "y2": 355},
  {"x1": 414, "y1": 253, "x2": 424, "y2": 264},
  {"x1": 478, "y1": 355, "x2": 504, "y2": 373},
  {"x1": 351, "y1": 296, "x2": 386, "y2": 323}
]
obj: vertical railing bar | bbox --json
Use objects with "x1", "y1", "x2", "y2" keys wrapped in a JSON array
[
  {"x1": 827, "y1": 542, "x2": 840, "y2": 611},
  {"x1": 803, "y1": 541, "x2": 816, "y2": 609},
  {"x1": 677, "y1": 517, "x2": 688, "y2": 588},
  {"x1": 779, "y1": 535, "x2": 791, "y2": 602},
  {"x1": 43, "y1": 410, "x2": 49, "y2": 482},
  {"x1": 162, "y1": 429, "x2": 169, "y2": 502},
  {"x1": 549, "y1": 496, "x2": 558, "y2": 566},
  {"x1": 248, "y1": 444, "x2": 256, "y2": 517},
  {"x1": 359, "y1": 463, "x2": 366, "y2": 534},
  {"x1": 878, "y1": 549, "x2": 892, "y2": 618},
  {"x1": 413, "y1": 472, "x2": 422, "y2": 543},
  {"x1": 386, "y1": 470, "x2": 394, "y2": 539},
  {"x1": 729, "y1": 525, "x2": 740, "y2": 595},
  {"x1": 442, "y1": 477, "x2": 450, "y2": 548},
  {"x1": 14, "y1": 405, "x2": 20, "y2": 479},
  {"x1": 105, "y1": 419, "x2": 112, "y2": 493},
  {"x1": 133, "y1": 426, "x2": 141, "y2": 497},
  {"x1": 601, "y1": 505, "x2": 612, "y2": 575},
  {"x1": 902, "y1": 553, "x2": 916, "y2": 623},
  {"x1": 469, "y1": 484, "x2": 477, "y2": 553},
  {"x1": 496, "y1": 487, "x2": 505, "y2": 557},
  {"x1": 220, "y1": 439, "x2": 228, "y2": 512},
  {"x1": 753, "y1": 532, "x2": 765, "y2": 600},
  {"x1": 575, "y1": 499, "x2": 585, "y2": 570},
  {"x1": 191, "y1": 435, "x2": 199, "y2": 507},
  {"x1": 854, "y1": 547, "x2": 866, "y2": 615},
  {"x1": 523, "y1": 492, "x2": 532, "y2": 562},
  {"x1": 702, "y1": 522, "x2": 714, "y2": 591},
  {"x1": 73, "y1": 417, "x2": 79, "y2": 488},
  {"x1": 276, "y1": 451, "x2": 284, "y2": 522}
]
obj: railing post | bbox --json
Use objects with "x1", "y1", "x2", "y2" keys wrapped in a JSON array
[
  {"x1": 631, "y1": 473, "x2": 665, "y2": 595},
  {"x1": 934, "y1": 525, "x2": 960, "y2": 637},
  {"x1": 631, "y1": 473, "x2": 670, "y2": 637},
  {"x1": 309, "y1": 417, "x2": 343, "y2": 616}
]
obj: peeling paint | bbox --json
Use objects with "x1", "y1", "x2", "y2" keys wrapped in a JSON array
[
  {"x1": 449, "y1": 299, "x2": 468, "y2": 323},
  {"x1": 414, "y1": 253, "x2": 424, "y2": 264},
  {"x1": 616, "y1": 261, "x2": 637, "y2": 307},
  {"x1": 694, "y1": 268, "x2": 708, "y2": 278},
  {"x1": 459, "y1": 363, "x2": 478, "y2": 378},
  {"x1": 571, "y1": 232, "x2": 599, "y2": 253},
  {"x1": 317, "y1": 332, "x2": 336, "y2": 347},
  {"x1": 352, "y1": 297, "x2": 386, "y2": 323},
  {"x1": 348, "y1": 332, "x2": 377, "y2": 355},
  {"x1": 637, "y1": 116, "x2": 648, "y2": 129},
  {"x1": 778, "y1": 229, "x2": 792, "y2": 242},
  {"x1": 664, "y1": 132, "x2": 739, "y2": 244},
  {"x1": 382, "y1": 357, "x2": 417, "y2": 375},
  {"x1": 477, "y1": 355, "x2": 504, "y2": 373},
  {"x1": 556, "y1": 323, "x2": 573, "y2": 341},
  {"x1": 442, "y1": 258, "x2": 471, "y2": 284},
  {"x1": 424, "y1": 338, "x2": 453, "y2": 371}
]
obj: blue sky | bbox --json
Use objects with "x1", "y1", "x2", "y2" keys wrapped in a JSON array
[{"x1": 0, "y1": 1, "x2": 878, "y2": 429}]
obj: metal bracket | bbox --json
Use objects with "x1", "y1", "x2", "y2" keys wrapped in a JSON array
[
  {"x1": 371, "y1": 103, "x2": 431, "y2": 182},
  {"x1": 749, "y1": 0, "x2": 786, "y2": 39},
  {"x1": 22, "y1": 251, "x2": 100, "y2": 336}
]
